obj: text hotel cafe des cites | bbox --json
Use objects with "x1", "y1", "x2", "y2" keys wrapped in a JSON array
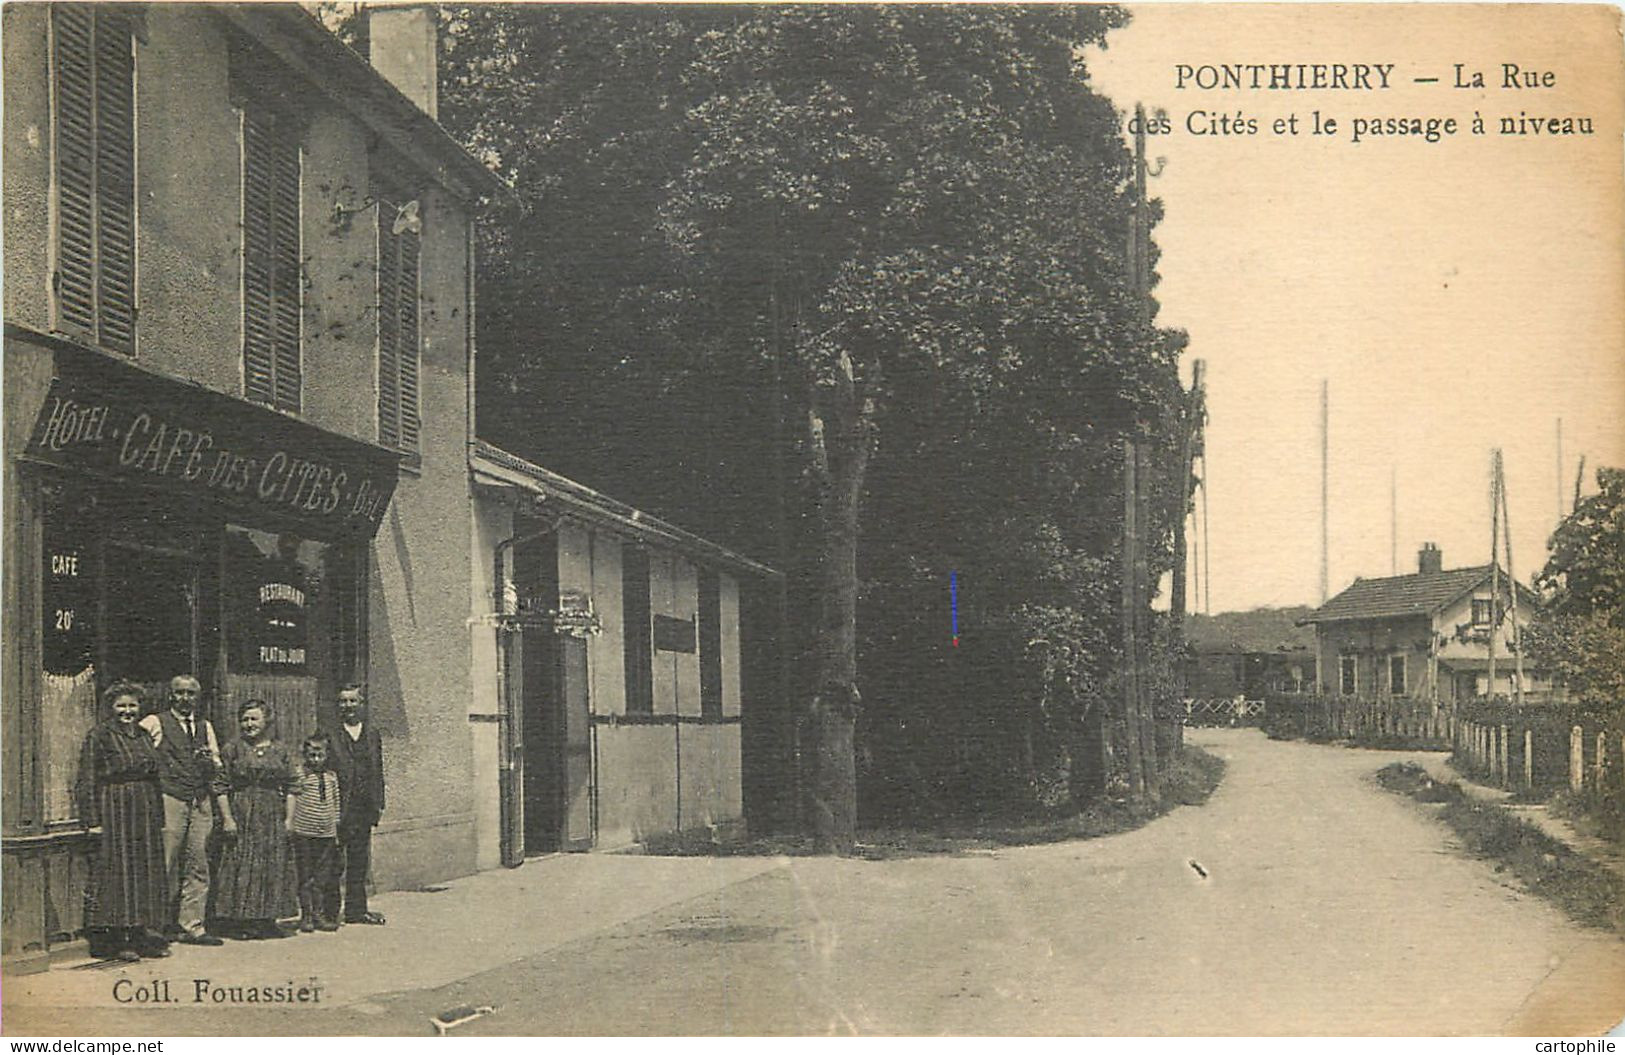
[{"x1": 2, "y1": 4, "x2": 776, "y2": 971}]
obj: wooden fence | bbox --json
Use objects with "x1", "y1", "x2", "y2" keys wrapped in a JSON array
[
  {"x1": 1453, "y1": 701, "x2": 1625, "y2": 794},
  {"x1": 1182, "y1": 697, "x2": 1266, "y2": 727},
  {"x1": 1262, "y1": 693, "x2": 1450, "y2": 743}
]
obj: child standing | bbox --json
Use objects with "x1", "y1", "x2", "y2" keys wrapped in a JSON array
[{"x1": 288, "y1": 734, "x2": 343, "y2": 932}]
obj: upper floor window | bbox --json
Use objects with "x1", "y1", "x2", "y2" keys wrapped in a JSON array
[
  {"x1": 377, "y1": 195, "x2": 422, "y2": 458},
  {"x1": 52, "y1": 4, "x2": 136, "y2": 354},
  {"x1": 1471, "y1": 598, "x2": 1495, "y2": 627},
  {"x1": 240, "y1": 107, "x2": 302, "y2": 413}
]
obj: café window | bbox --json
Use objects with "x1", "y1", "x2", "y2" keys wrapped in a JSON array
[
  {"x1": 33, "y1": 489, "x2": 364, "y2": 828},
  {"x1": 40, "y1": 486, "x2": 101, "y2": 825},
  {"x1": 221, "y1": 525, "x2": 360, "y2": 750},
  {"x1": 1389, "y1": 654, "x2": 1407, "y2": 696}
]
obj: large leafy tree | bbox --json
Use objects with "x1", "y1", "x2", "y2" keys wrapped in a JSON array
[
  {"x1": 433, "y1": 5, "x2": 1189, "y2": 848},
  {"x1": 1528, "y1": 467, "x2": 1625, "y2": 710}
]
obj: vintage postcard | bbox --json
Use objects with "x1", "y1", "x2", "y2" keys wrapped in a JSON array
[{"x1": 3, "y1": 1, "x2": 1622, "y2": 1040}]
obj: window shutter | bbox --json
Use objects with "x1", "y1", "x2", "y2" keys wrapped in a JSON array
[
  {"x1": 53, "y1": 6, "x2": 97, "y2": 335},
  {"x1": 53, "y1": 5, "x2": 134, "y2": 352},
  {"x1": 270, "y1": 134, "x2": 302, "y2": 413},
  {"x1": 396, "y1": 227, "x2": 420, "y2": 452},
  {"x1": 241, "y1": 109, "x2": 301, "y2": 412},
  {"x1": 377, "y1": 205, "x2": 420, "y2": 454},
  {"x1": 242, "y1": 114, "x2": 275, "y2": 406},
  {"x1": 92, "y1": 12, "x2": 135, "y2": 353},
  {"x1": 377, "y1": 215, "x2": 401, "y2": 449}
]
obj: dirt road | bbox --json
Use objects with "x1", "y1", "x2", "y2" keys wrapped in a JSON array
[
  {"x1": 9, "y1": 729, "x2": 1622, "y2": 1035},
  {"x1": 360, "y1": 729, "x2": 1625, "y2": 1035}
]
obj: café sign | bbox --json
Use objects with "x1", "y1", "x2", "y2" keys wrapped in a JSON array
[{"x1": 28, "y1": 350, "x2": 400, "y2": 539}]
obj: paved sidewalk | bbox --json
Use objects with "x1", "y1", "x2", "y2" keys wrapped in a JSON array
[{"x1": 3, "y1": 852, "x2": 783, "y2": 1016}]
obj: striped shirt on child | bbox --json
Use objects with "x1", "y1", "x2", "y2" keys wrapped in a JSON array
[{"x1": 290, "y1": 768, "x2": 341, "y2": 838}]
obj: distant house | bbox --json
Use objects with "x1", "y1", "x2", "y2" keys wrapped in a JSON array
[
  {"x1": 1184, "y1": 606, "x2": 1317, "y2": 698},
  {"x1": 1299, "y1": 543, "x2": 1550, "y2": 703}
]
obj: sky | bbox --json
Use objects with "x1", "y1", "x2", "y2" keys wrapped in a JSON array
[{"x1": 1085, "y1": 4, "x2": 1625, "y2": 614}]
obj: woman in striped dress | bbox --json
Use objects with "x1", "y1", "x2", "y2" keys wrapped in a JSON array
[
  {"x1": 77, "y1": 681, "x2": 169, "y2": 961},
  {"x1": 213, "y1": 700, "x2": 298, "y2": 938}
]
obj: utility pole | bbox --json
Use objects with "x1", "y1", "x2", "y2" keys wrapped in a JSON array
[
  {"x1": 1201, "y1": 457, "x2": 1211, "y2": 616},
  {"x1": 1320, "y1": 380, "x2": 1329, "y2": 604},
  {"x1": 1130, "y1": 104, "x2": 1152, "y2": 332},
  {"x1": 1556, "y1": 418, "x2": 1564, "y2": 526},
  {"x1": 1135, "y1": 439, "x2": 1159, "y2": 794},
  {"x1": 1497, "y1": 450, "x2": 1525, "y2": 706},
  {"x1": 1171, "y1": 362, "x2": 1206, "y2": 666},
  {"x1": 1488, "y1": 451, "x2": 1500, "y2": 698},
  {"x1": 1121, "y1": 438, "x2": 1146, "y2": 799}
]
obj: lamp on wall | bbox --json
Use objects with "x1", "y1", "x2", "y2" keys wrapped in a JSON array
[
  {"x1": 392, "y1": 199, "x2": 422, "y2": 236},
  {"x1": 328, "y1": 197, "x2": 423, "y2": 236},
  {"x1": 329, "y1": 196, "x2": 375, "y2": 234}
]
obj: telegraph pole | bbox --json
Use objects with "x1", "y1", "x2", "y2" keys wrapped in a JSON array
[
  {"x1": 1121, "y1": 438, "x2": 1146, "y2": 798},
  {"x1": 1556, "y1": 418, "x2": 1564, "y2": 526},
  {"x1": 1488, "y1": 451, "x2": 1500, "y2": 697},
  {"x1": 1320, "y1": 380, "x2": 1329, "y2": 604},
  {"x1": 1390, "y1": 466, "x2": 1397, "y2": 576},
  {"x1": 1497, "y1": 450, "x2": 1525, "y2": 705},
  {"x1": 1171, "y1": 362, "x2": 1206, "y2": 652}
]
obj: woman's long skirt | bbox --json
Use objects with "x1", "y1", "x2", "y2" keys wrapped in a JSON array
[
  {"x1": 88, "y1": 780, "x2": 167, "y2": 929},
  {"x1": 213, "y1": 786, "x2": 297, "y2": 920}
]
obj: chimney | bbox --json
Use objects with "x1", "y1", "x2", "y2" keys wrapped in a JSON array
[
  {"x1": 362, "y1": 3, "x2": 438, "y2": 120},
  {"x1": 1418, "y1": 542, "x2": 1442, "y2": 575}
]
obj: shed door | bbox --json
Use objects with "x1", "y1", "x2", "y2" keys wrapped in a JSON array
[
  {"x1": 514, "y1": 534, "x2": 562, "y2": 855},
  {"x1": 560, "y1": 635, "x2": 593, "y2": 850}
]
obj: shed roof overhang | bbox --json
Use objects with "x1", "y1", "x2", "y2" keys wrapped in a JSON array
[{"x1": 471, "y1": 442, "x2": 778, "y2": 581}]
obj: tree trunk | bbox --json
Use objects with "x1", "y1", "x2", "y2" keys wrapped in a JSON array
[{"x1": 803, "y1": 352, "x2": 873, "y2": 854}]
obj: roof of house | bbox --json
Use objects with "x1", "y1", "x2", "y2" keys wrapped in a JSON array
[
  {"x1": 1301, "y1": 564, "x2": 1536, "y2": 625},
  {"x1": 216, "y1": 5, "x2": 510, "y2": 203},
  {"x1": 471, "y1": 441, "x2": 779, "y2": 579},
  {"x1": 1185, "y1": 607, "x2": 1316, "y2": 654}
]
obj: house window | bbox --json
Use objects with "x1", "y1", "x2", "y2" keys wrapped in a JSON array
[
  {"x1": 1389, "y1": 654, "x2": 1407, "y2": 696},
  {"x1": 698, "y1": 569, "x2": 722, "y2": 719},
  {"x1": 240, "y1": 107, "x2": 302, "y2": 413},
  {"x1": 52, "y1": 4, "x2": 136, "y2": 354},
  {"x1": 377, "y1": 196, "x2": 421, "y2": 457},
  {"x1": 1472, "y1": 598, "x2": 1494, "y2": 627},
  {"x1": 621, "y1": 547, "x2": 652, "y2": 715},
  {"x1": 1339, "y1": 655, "x2": 1357, "y2": 695}
]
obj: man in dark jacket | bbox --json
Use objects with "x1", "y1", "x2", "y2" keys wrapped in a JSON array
[{"x1": 321, "y1": 684, "x2": 386, "y2": 925}]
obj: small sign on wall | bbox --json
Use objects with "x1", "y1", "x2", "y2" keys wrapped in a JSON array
[{"x1": 653, "y1": 614, "x2": 695, "y2": 654}]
